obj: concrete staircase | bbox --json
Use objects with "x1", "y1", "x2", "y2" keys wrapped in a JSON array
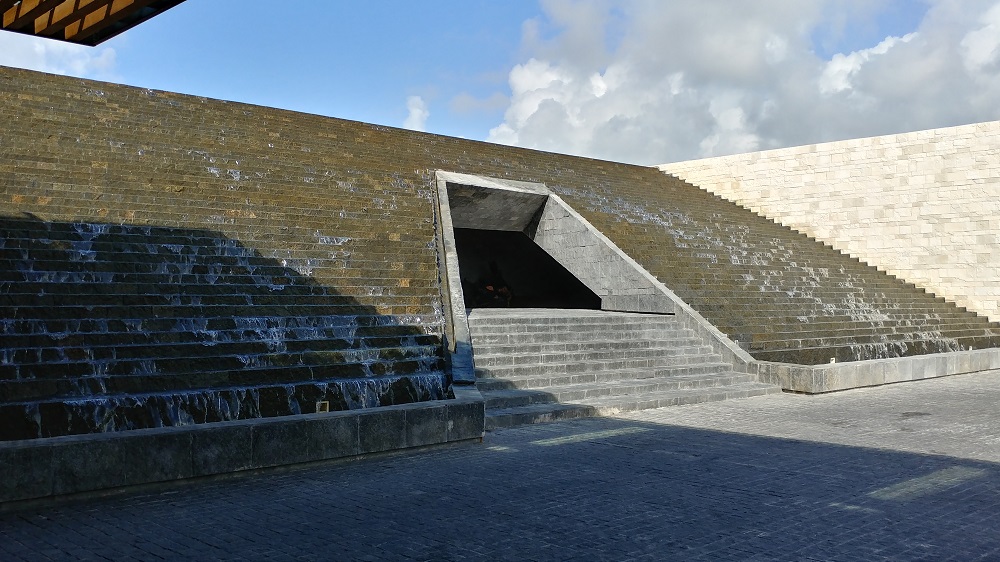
[{"x1": 468, "y1": 308, "x2": 779, "y2": 429}]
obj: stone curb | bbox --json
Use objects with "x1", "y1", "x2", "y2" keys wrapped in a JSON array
[
  {"x1": 753, "y1": 348, "x2": 1000, "y2": 393},
  {"x1": 0, "y1": 394, "x2": 485, "y2": 506}
]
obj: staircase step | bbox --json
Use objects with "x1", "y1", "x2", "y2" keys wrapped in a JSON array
[
  {"x1": 471, "y1": 339, "x2": 709, "y2": 356},
  {"x1": 482, "y1": 371, "x2": 760, "y2": 408},
  {"x1": 474, "y1": 362, "x2": 735, "y2": 389},
  {"x1": 473, "y1": 345, "x2": 716, "y2": 366},
  {"x1": 484, "y1": 382, "x2": 780, "y2": 430},
  {"x1": 469, "y1": 331, "x2": 698, "y2": 346},
  {"x1": 475, "y1": 357, "x2": 730, "y2": 381}
]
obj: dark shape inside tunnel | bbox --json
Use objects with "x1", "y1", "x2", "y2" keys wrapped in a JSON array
[{"x1": 454, "y1": 228, "x2": 600, "y2": 310}]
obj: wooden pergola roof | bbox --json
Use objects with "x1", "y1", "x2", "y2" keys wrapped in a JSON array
[{"x1": 1, "y1": 0, "x2": 185, "y2": 46}]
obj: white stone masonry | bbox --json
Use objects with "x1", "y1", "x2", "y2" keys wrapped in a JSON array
[{"x1": 658, "y1": 121, "x2": 1000, "y2": 321}]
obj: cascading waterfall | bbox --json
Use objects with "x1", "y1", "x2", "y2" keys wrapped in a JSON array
[
  {"x1": 0, "y1": 219, "x2": 448, "y2": 441},
  {"x1": 554, "y1": 187, "x2": 994, "y2": 364}
]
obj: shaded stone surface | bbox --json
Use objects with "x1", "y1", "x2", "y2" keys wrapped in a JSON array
[
  {"x1": 0, "y1": 394, "x2": 485, "y2": 503},
  {"x1": 2, "y1": 371, "x2": 1000, "y2": 560}
]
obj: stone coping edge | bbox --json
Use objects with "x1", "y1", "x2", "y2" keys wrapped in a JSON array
[
  {"x1": 0, "y1": 391, "x2": 485, "y2": 506},
  {"x1": 752, "y1": 348, "x2": 1000, "y2": 393}
]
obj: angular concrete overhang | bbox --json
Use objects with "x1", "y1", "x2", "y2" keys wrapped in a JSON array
[{"x1": 444, "y1": 175, "x2": 549, "y2": 232}]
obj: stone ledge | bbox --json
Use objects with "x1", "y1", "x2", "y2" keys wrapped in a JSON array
[
  {"x1": 0, "y1": 392, "x2": 485, "y2": 506},
  {"x1": 753, "y1": 348, "x2": 1000, "y2": 393}
]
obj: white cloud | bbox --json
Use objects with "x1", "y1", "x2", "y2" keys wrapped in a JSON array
[
  {"x1": 403, "y1": 95, "x2": 429, "y2": 131},
  {"x1": 0, "y1": 33, "x2": 117, "y2": 80},
  {"x1": 819, "y1": 33, "x2": 915, "y2": 95},
  {"x1": 961, "y1": 3, "x2": 1000, "y2": 73},
  {"x1": 486, "y1": 0, "x2": 1000, "y2": 165}
]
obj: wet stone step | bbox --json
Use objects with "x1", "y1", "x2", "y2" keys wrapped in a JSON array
[
  {"x1": 0, "y1": 293, "x2": 438, "y2": 310},
  {"x1": 735, "y1": 335, "x2": 1000, "y2": 352},
  {"x1": 0, "y1": 314, "x2": 441, "y2": 333},
  {"x1": 731, "y1": 315, "x2": 1000, "y2": 330},
  {"x1": 0, "y1": 361, "x2": 448, "y2": 403},
  {"x1": 713, "y1": 316, "x2": 985, "y2": 329},
  {"x1": 0, "y1": 371, "x2": 450, "y2": 441},
  {"x1": 751, "y1": 332, "x2": 1000, "y2": 352},
  {"x1": 752, "y1": 341, "x2": 968, "y2": 365},
  {"x1": 0, "y1": 347, "x2": 445, "y2": 381},
  {"x1": 0, "y1": 333, "x2": 443, "y2": 354},
  {"x1": 687, "y1": 293, "x2": 955, "y2": 305},
  {"x1": 704, "y1": 308, "x2": 982, "y2": 320},
  {"x1": 0, "y1": 356, "x2": 447, "y2": 402},
  {"x1": 674, "y1": 287, "x2": 939, "y2": 302},
  {"x1": 740, "y1": 326, "x2": 1000, "y2": 343},
  {"x1": 0, "y1": 339, "x2": 442, "y2": 366},
  {"x1": 712, "y1": 312, "x2": 995, "y2": 325},
  {"x1": 719, "y1": 326, "x2": 1000, "y2": 345},
  {"x1": 0, "y1": 304, "x2": 442, "y2": 320}
]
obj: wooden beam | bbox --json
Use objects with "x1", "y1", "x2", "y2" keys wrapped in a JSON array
[
  {"x1": 3, "y1": 0, "x2": 63, "y2": 30},
  {"x1": 64, "y1": 0, "x2": 155, "y2": 42},
  {"x1": 33, "y1": 0, "x2": 80, "y2": 35},
  {"x1": 0, "y1": 1, "x2": 20, "y2": 17},
  {"x1": 34, "y1": 0, "x2": 115, "y2": 36}
]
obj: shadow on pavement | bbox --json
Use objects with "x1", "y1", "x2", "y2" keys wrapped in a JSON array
[{"x1": 1, "y1": 413, "x2": 998, "y2": 560}]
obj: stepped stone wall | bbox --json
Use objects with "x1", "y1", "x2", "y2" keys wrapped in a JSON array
[
  {"x1": 2, "y1": 62, "x2": 1000, "y2": 433},
  {"x1": 0, "y1": 66, "x2": 456, "y2": 440},
  {"x1": 658, "y1": 122, "x2": 1000, "y2": 322}
]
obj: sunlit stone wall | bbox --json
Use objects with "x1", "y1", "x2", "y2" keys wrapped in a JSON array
[{"x1": 659, "y1": 122, "x2": 1000, "y2": 322}]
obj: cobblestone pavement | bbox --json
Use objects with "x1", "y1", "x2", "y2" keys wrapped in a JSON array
[{"x1": 3, "y1": 371, "x2": 1000, "y2": 561}]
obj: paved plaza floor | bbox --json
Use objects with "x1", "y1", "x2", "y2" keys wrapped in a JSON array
[{"x1": 3, "y1": 371, "x2": 1000, "y2": 561}]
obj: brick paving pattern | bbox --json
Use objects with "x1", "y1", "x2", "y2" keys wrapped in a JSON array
[{"x1": 3, "y1": 371, "x2": 1000, "y2": 561}]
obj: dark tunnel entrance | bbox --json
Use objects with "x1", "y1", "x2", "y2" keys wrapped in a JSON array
[{"x1": 454, "y1": 228, "x2": 601, "y2": 310}]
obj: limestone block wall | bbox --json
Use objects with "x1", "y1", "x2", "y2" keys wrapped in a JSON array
[{"x1": 659, "y1": 122, "x2": 1000, "y2": 321}]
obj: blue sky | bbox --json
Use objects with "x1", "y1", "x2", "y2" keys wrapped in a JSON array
[
  {"x1": 2, "y1": 0, "x2": 999, "y2": 164},
  {"x1": 109, "y1": 0, "x2": 536, "y2": 140}
]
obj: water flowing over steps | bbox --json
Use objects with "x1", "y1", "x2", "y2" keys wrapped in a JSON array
[
  {"x1": 0, "y1": 219, "x2": 448, "y2": 441},
  {"x1": 468, "y1": 309, "x2": 779, "y2": 429},
  {"x1": 566, "y1": 186, "x2": 1000, "y2": 365}
]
